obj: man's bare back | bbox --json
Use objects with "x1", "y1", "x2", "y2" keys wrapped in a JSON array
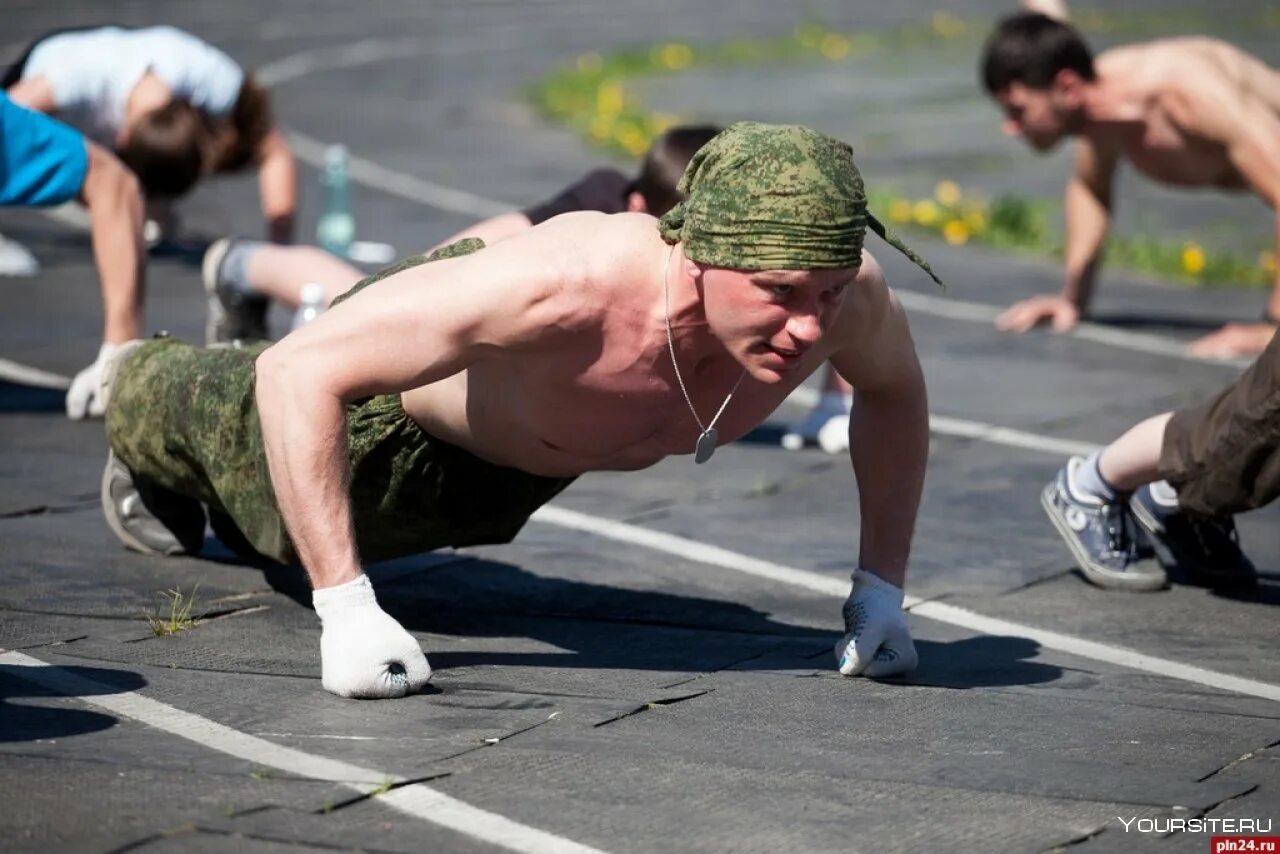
[
  {"x1": 399, "y1": 212, "x2": 897, "y2": 477},
  {"x1": 1091, "y1": 38, "x2": 1280, "y2": 189}
]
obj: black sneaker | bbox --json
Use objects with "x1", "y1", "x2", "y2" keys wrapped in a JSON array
[
  {"x1": 1129, "y1": 485, "x2": 1257, "y2": 589},
  {"x1": 101, "y1": 451, "x2": 206, "y2": 557},
  {"x1": 1040, "y1": 457, "x2": 1167, "y2": 592},
  {"x1": 201, "y1": 237, "x2": 269, "y2": 345}
]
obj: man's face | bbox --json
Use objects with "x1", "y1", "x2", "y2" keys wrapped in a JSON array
[
  {"x1": 994, "y1": 80, "x2": 1080, "y2": 152},
  {"x1": 695, "y1": 264, "x2": 855, "y2": 383}
]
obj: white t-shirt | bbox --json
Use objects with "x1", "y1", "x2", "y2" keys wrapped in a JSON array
[{"x1": 22, "y1": 26, "x2": 245, "y2": 145}]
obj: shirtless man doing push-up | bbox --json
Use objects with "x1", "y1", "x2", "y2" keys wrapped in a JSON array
[
  {"x1": 984, "y1": 13, "x2": 1280, "y2": 358},
  {"x1": 99, "y1": 123, "x2": 941, "y2": 699}
]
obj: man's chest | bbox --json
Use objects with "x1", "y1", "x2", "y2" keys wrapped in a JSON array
[{"x1": 1125, "y1": 112, "x2": 1243, "y2": 189}]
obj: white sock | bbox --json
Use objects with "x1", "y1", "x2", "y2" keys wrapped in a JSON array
[
  {"x1": 1069, "y1": 451, "x2": 1117, "y2": 503},
  {"x1": 1147, "y1": 479, "x2": 1180, "y2": 508}
]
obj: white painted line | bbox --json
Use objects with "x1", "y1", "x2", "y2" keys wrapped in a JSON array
[
  {"x1": 0, "y1": 358, "x2": 71, "y2": 390},
  {"x1": 908, "y1": 601, "x2": 1280, "y2": 702},
  {"x1": 783, "y1": 385, "x2": 1100, "y2": 458},
  {"x1": 531, "y1": 506, "x2": 1280, "y2": 703},
  {"x1": 0, "y1": 650, "x2": 607, "y2": 854},
  {"x1": 255, "y1": 37, "x2": 429, "y2": 87},
  {"x1": 894, "y1": 290, "x2": 1251, "y2": 369}
]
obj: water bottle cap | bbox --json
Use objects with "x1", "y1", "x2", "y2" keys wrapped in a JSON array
[{"x1": 325, "y1": 144, "x2": 348, "y2": 167}]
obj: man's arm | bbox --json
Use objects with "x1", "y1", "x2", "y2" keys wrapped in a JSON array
[
  {"x1": 826, "y1": 258, "x2": 927, "y2": 678},
  {"x1": 80, "y1": 140, "x2": 145, "y2": 345},
  {"x1": 829, "y1": 261, "x2": 929, "y2": 587},
  {"x1": 256, "y1": 128, "x2": 297, "y2": 243},
  {"x1": 997, "y1": 137, "x2": 1117, "y2": 332}
]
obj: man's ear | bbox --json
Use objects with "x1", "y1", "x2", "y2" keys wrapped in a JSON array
[
  {"x1": 625, "y1": 191, "x2": 648, "y2": 213},
  {"x1": 1052, "y1": 68, "x2": 1086, "y2": 106}
]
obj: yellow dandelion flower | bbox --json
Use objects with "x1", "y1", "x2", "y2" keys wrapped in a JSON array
[
  {"x1": 1181, "y1": 242, "x2": 1207, "y2": 275},
  {"x1": 889, "y1": 199, "x2": 912, "y2": 224},
  {"x1": 820, "y1": 33, "x2": 851, "y2": 61},
  {"x1": 595, "y1": 81, "x2": 625, "y2": 117},
  {"x1": 942, "y1": 220, "x2": 971, "y2": 246},
  {"x1": 934, "y1": 180, "x2": 962, "y2": 207},
  {"x1": 576, "y1": 53, "x2": 603, "y2": 75},
  {"x1": 657, "y1": 43, "x2": 693, "y2": 70},
  {"x1": 1260, "y1": 250, "x2": 1277, "y2": 276},
  {"x1": 912, "y1": 199, "x2": 941, "y2": 227}
]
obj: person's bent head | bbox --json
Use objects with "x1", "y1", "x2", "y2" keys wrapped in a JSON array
[
  {"x1": 209, "y1": 75, "x2": 274, "y2": 173},
  {"x1": 627, "y1": 124, "x2": 723, "y2": 216},
  {"x1": 117, "y1": 100, "x2": 210, "y2": 198},
  {"x1": 980, "y1": 12, "x2": 1095, "y2": 151},
  {"x1": 656, "y1": 122, "x2": 938, "y2": 382}
]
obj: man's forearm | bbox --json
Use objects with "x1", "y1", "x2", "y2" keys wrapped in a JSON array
[
  {"x1": 1061, "y1": 176, "x2": 1109, "y2": 309},
  {"x1": 255, "y1": 347, "x2": 362, "y2": 589},
  {"x1": 82, "y1": 144, "x2": 145, "y2": 343},
  {"x1": 849, "y1": 370, "x2": 930, "y2": 588}
]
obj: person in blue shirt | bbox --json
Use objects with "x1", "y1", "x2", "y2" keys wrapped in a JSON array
[{"x1": 1, "y1": 93, "x2": 146, "y2": 418}]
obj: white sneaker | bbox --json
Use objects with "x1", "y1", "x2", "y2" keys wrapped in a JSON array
[{"x1": 0, "y1": 233, "x2": 40, "y2": 276}]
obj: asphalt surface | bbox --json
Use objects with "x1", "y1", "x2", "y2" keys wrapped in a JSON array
[{"x1": 2, "y1": 2, "x2": 1278, "y2": 852}]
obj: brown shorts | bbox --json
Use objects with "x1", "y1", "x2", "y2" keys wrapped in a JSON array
[{"x1": 1159, "y1": 330, "x2": 1280, "y2": 516}]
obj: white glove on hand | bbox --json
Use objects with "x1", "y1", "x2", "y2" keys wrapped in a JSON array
[
  {"x1": 66, "y1": 342, "x2": 117, "y2": 420},
  {"x1": 313, "y1": 575, "x2": 432, "y2": 699},
  {"x1": 834, "y1": 568, "x2": 918, "y2": 678}
]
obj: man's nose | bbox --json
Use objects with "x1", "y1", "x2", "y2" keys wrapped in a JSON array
[{"x1": 786, "y1": 310, "x2": 822, "y2": 346}]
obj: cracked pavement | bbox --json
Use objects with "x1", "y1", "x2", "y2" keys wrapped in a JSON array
[{"x1": 2, "y1": 0, "x2": 1279, "y2": 851}]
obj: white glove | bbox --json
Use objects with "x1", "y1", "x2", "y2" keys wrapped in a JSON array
[
  {"x1": 834, "y1": 568, "x2": 918, "y2": 677},
  {"x1": 66, "y1": 342, "x2": 117, "y2": 420},
  {"x1": 313, "y1": 574, "x2": 432, "y2": 699}
]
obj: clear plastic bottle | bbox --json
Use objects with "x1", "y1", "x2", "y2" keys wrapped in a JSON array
[
  {"x1": 291, "y1": 282, "x2": 327, "y2": 332},
  {"x1": 316, "y1": 144, "x2": 355, "y2": 258}
]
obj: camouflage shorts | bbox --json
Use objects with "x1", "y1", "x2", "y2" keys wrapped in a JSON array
[{"x1": 104, "y1": 241, "x2": 574, "y2": 564}]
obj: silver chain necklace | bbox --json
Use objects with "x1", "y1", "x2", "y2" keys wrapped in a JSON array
[{"x1": 663, "y1": 245, "x2": 747, "y2": 464}]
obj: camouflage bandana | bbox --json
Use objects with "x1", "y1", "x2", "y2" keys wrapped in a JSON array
[{"x1": 658, "y1": 122, "x2": 942, "y2": 286}]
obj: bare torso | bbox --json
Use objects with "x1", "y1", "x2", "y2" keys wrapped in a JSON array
[
  {"x1": 1094, "y1": 38, "x2": 1280, "y2": 191},
  {"x1": 400, "y1": 214, "x2": 878, "y2": 477}
]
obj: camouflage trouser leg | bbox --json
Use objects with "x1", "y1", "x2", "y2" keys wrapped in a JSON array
[{"x1": 105, "y1": 338, "x2": 291, "y2": 561}]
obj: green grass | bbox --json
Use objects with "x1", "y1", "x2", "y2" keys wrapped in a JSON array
[{"x1": 146, "y1": 584, "x2": 202, "y2": 637}]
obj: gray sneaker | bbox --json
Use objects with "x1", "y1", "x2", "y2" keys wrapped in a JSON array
[
  {"x1": 1130, "y1": 486, "x2": 1257, "y2": 589},
  {"x1": 201, "y1": 237, "x2": 269, "y2": 346},
  {"x1": 1041, "y1": 457, "x2": 1167, "y2": 592},
  {"x1": 101, "y1": 451, "x2": 206, "y2": 557}
]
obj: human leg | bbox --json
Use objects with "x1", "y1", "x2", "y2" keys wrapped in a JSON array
[
  {"x1": 103, "y1": 337, "x2": 290, "y2": 561},
  {"x1": 201, "y1": 239, "x2": 363, "y2": 344}
]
